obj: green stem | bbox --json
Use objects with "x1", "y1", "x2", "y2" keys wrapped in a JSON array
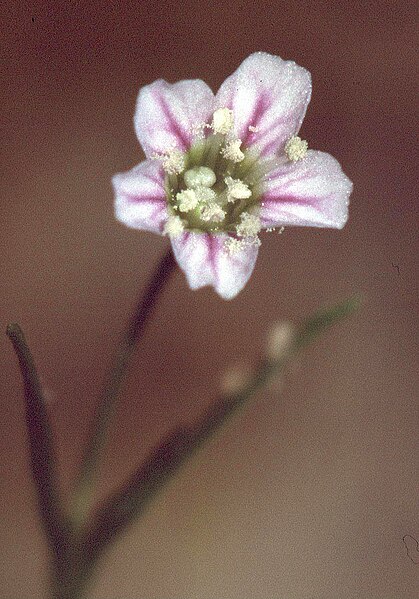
[
  {"x1": 6, "y1": 324, "x2": 70, "y2": 567},
  {"x1": 7, "y1": 288, "x2": 360, "y2": 599},
  {"x1": 71, "y1": 247, "x2": 177, "y2": 529},
  {"x1": 80, "y1": 296, "x2": 361, "y2": 569}
]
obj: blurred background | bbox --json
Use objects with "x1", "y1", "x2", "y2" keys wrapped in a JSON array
[{"x1": 1, "y1": 1, "x2": 418, "y2": 597}]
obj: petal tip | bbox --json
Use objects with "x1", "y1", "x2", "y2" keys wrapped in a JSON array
[{"x1": 171, "y1": 232, "x2": 259, "y2": 300}]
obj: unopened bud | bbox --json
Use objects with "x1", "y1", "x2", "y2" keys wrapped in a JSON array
[
  {"x1": 220, "y1": 363, "x2": 252, "y2": 395},
  {"x1": 266, "y1": 321, "x2": 295, "y2": 361}
]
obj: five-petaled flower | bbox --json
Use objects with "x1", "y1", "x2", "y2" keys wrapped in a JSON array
[{"x1": 113, "y1": 52, "x2": 352, "y2": 299}]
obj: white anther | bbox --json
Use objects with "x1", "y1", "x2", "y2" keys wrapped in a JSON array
[
  {"x1": 190, "y1": 122, "x2": 207, "y2": 139},
  {"x1": 248, "y1": 125, "x2": 260, "y2": 133},
  {"x1": 221, "y1": 139, "x2": 244, "y2": 163},
  {"x1": 224, "y1": 235, "x2": 261, "y2": 255},
  {"x1": 212, "y1": 107, "x2": 234, "y2": 134},
  {"x1": 224, "y1": 237, "x2": 247, "y2": 255},
  {"x1": 195, "y1": 186, "x2": 217, "y2": 204},
  {"x1": 284, "y1": 135, "x2": 308, "y2": 162},
  {"x1": 236, "y1": 212, "x2": 261, "y2": 238},
  {"x1": 158, "y1": 148, "x2": 185, "y2": 174},
  {"x1": 163, "y1": 214, "x2": 185, "y2": 237},
  {"x1": 200, "y1": 203, "x2": 226, "y2": 222},
  {"x1": 224, "y1": 176, "x2": 252, "y2": 201},
  {"x1": 176, "y1": 189, "x2": 198, "y2": 212},
  {"x1": 184, "y1": 166, "x2": 216, "y2": 189}
]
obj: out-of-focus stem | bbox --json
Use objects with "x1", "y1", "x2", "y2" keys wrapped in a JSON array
[
  {"x1": 81, "y1": 296, "x2": 361, "y2": 568},
  {"x1": 71, "y1": 247, "x2": 177, "y2": 529},
  {"x1": 6, "y1": 324, "x2": 69, "y2": 567}
]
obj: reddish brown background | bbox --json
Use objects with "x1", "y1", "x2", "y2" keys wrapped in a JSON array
[{"x1": 1, "y1": 1, "x2": 418, "y2": 598}]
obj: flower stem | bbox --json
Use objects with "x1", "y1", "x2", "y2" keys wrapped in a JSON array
[
  {"x1": 80, "y1": 296, "x2": 361, "y2": 568},
  {"x1": 71, "y1": 246, "x2": 177, "y2": 529}
]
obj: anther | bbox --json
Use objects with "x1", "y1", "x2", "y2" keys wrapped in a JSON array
[
  {"x1": 224, "y1": 235, "x2": 261, "y2": 255},
  {"x1": 212, "y1": 108, "x2": 234, "y2": 134},
  {"x1": 195, "y1": 186, "x2": 217, "y2": 204},
  {"x1": 221, "y1": 139, "x2": 244, "y2": 163},
  {"x1": 176, "y1": 189, "x2": 198, "y2": 212},
  {"x1": 224, "y1": 176, "x2": 252, "y2": 201},
  {"x1": 200, "y1": 203, "x2": 226, "y2": 222},
  {"x1": 160, "y1": 148, "x2": 186, "y2": 174},
  {"x1": 163, "y1": 214, "x2": 185, "y2": 237},
  {"x1": 284, "y1": 135, "x2": 308, "y2": 162},
  {"x1": 224, "y1": 237, "x2": 247, "y2": 255},
  {"x1": 236, "y1": 212, "x2": 261, "y2": 238}
]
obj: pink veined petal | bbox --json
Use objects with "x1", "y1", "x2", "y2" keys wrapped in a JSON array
[
  {"x1": 135, "y1": 79, "x2": 215, "y2": 158},
  {"x1": 260, "y1": 151, "x2": 353, "y2": 229},
  {"x1": 215, "y1": 52, "x2": 311, "y2": 157},
  {"x1": 170, "y1": 232, "x2": 259, "y2": 300},
  {"x1": 113, "y1": 159, "x2": 168, "y2": 234}
]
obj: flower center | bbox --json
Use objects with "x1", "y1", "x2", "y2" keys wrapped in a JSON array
[{"x1": 161, "y1": 108, "x2": 264, "y2": 246}]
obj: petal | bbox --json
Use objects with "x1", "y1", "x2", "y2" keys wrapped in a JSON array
[
  {"x1": 215, "y1": 52, "x2": 311, "y2": 156},
  {"x1": 170, "y1": 232, "x2": 259, "y2": 300},
  {"x1": 135, "y1": 79, "x2": 214, "y2": 157},
  {"x1": 260, "y1": 151, "x2": 352, "y2": 229},
  {"x1": 113, "y1": 159, "x2": 168, "y2": 234}
]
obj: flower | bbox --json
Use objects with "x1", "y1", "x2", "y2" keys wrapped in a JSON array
[{"x1": 113, "y1": 52, "x2": 352, "y2": 299}]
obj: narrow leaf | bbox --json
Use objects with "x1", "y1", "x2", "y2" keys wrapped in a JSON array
[
  {"x1": 295, "y1": 295, "x2": 362, "y2": 350},
  {"x1": 6, "y1": 323, "x2": 69, "y2": 558}
]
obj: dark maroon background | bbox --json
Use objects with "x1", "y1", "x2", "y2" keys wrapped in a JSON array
[{"x1": 1, "y1": 1, "x2": 418, "y2": 597}]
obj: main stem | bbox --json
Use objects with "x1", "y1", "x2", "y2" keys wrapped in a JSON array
[{"x1": 71, "y1": 247, "x2": 176, "y2": 529}]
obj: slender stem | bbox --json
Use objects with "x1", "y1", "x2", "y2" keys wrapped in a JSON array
[
  {"x1": 72, "y1": 246, "x2": 177, "y2": 528},
  {"x1": 81, "y1": 364, "x2": 279, "y2": 566},
  {"x1": 6, "y1": 324, "x2": 69, "y2": 562},
  {"x1": 81, "y1": 296, "x2": 361, "y2": 568}
]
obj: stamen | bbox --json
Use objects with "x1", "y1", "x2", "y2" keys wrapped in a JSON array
[
  {"x1": 195, "y1": 186, "x2": 217, "y2": 204},
  {"x1": 200, "y1": 203, "x2": 226, "y2": 222},
  {"x1": 163, "y1": 214, "x2": 185, "y2": 237},
  {"x1": 212, "y1": 108, "x2": 234, "y2": 134},
  {"x1": 190, "y1": 122, "x2": 208, "y2": 139},
  {"x1": 224, "y1": 237, "x2": 247, "y2": 255},
  {"x1": 176, "y1": 189, "x2": 198, "y2": 212},
  {"x1": 224, "y1": 176, "x2": 252, "y2": 201},
  {"x1": 284, "y1": 135, "x2": 308, "y2": 162},
  {"x1": 158, "y1": 148, "x2": 186, "y2": 174},
  {"x1": 224, "y1": 235, "x2": 261, "y2": 255},
  {"x1": 184, "y1": 166, "x2": 216, "y2": 189},
  {"x1": 236, "y1": 212, "x2": 261, "y2": 238},
  {"x1": 221, "y1": 139, "x2": 244, "y2": 163}
]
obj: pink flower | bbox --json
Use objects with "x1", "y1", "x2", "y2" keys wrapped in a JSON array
[{"x1": 113, "y1": 52, "x2": 352, "y2": 299}]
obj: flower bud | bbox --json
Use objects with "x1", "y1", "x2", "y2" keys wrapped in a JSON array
[{"x1": 266, "y1": 321, "x2": 295, "y2": 361}]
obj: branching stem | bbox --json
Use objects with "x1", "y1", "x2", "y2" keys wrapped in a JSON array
[{"x1": 71, "y1": 247, "x2": 177, "y2": 528}]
